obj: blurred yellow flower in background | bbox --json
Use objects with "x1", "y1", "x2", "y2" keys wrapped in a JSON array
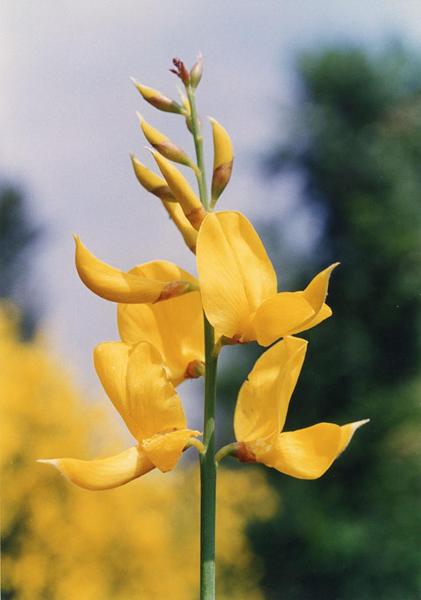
[{"x1": 0, "y1": 305, "x2": 277, "y2": 599}]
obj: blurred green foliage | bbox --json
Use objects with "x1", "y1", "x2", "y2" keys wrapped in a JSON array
[
  {"x1": 0, "y1": 182, "x2": 40, "y2": 337},
  {"x1": 219, "y1": 45, "x2": 421, "y2": 599}
]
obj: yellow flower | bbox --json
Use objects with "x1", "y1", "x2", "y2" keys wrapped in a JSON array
[
  {"x1": 39, "y1": 341, "x2": 200, "y2": 490},
  {"x1": 234, "y1": 336, "x2": 368, "y2": 479},
  {"x1": 118, "y1": 261, "x2": 204, "y2": 385},
  {"x1": 196, "y1": 211, "x2": 337, "y2": 345},
  {"x1": 75, "y1": 236, "x2": 197, "y2": 303}
]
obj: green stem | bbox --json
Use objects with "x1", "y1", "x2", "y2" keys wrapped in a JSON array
[
  {"x1": 186, "y1": 83, "x2": 216, "y2": 599},
  {"x1": 186, "y1": 85, "x2": 209, "y2": 210},
  {"x1": 200, "y1": 317, "x2": 218, "y2": 600}
]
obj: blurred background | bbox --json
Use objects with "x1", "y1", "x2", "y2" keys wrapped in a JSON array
[{"x1": 1, "y1": 2, "x2": 420, "y2": 598}]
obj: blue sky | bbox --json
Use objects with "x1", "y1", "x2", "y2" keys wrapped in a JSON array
[{"x1": 1, "y1": 1, "x2": 421, "y2": 397}]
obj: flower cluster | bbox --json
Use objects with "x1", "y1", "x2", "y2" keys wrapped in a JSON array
[{"x1": 40, "y1": 57, "x2": 367, "y2": 491}]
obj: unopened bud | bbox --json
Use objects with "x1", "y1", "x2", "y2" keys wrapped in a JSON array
[
  {"x1": 150, "y1": 150, "x2": 207, "y2": 230},
  {"x1": 131, "y1": 78, "x2": 183, "y2": 114},
  {"x1": 131, "y1": 155, "x2": 197, "y2": 252},
  {"x1": 190, "y1": 53, "x2": 203, "y2": 89},
  {"x1": 138, "y1": 114, "x2": 194, "y2": 168},
  {"x1": 130, "y1": 155, "x2": 175, "y2": 201},
  {"x1": 209, "y1": 117, "x2": 234, "y2": 206},
  {"x1": 185, "y1": 360, "x2": 205, "y2": 379},
  {"x1": 162, "y1": 200, "x2": 198, "y2": 253},
  {"x1": 170, "y1": 57, "x2": 190, "y2": 86}
]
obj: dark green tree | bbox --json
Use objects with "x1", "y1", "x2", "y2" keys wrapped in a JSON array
[
  {"x1": 0, "y1": 182, "x2": 40, "y2": 338},
  {"x1": 218, "y1": 45, "x2": 421, "y2": 599}
]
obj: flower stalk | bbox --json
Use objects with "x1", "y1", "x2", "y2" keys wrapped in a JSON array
[
  {"x1": 200, "y1": 317, "x2": 218, "y2": 600},
  {"x1": 185, "y1": 75, "x2": 217, "y2": 599},
  {"x1": 186, "y1": 83, "x2": 210, "y2": 211}
]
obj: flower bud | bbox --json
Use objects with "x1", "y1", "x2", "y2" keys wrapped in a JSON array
[
  {"x1": 209, "y1": 117, "x2": 234, "y2": 206},
  {"x1": 130, "y1": 155, "x2": 197, "y2": 253},
  {"x1": 170, "y1": 57, "x2": 190, "y2": 86},
  {"x1": 190, "y1": 53, "x2": 203, "y2": 89},
  {"x1": 131, "y1": 78, "x2": 182, "y2": 114},
  {"x1": 130, "y1": 154, "x2": 175, "y2": 201},
  {"x1": 138, "y1": 114, "x2": 194, "y2": 168},
  {"x1": 150, "y1": 150, "x2": 207, "y2": 230},
  {"x1": 185, "y1": 359, "x2": 205, "y2": 379},
  {"x1": 162, "y1": 200, "x2": 198, "y2": 253}
]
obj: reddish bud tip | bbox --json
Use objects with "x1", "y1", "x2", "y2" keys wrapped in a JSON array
[{"x1": 170, "y1": 57, "x2": 190, "y2": 86}]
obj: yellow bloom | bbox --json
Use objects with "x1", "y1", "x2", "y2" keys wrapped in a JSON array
[
  {"x1": 75, "y1": 236, "x2": 197, "y2": 303},
  {"x1": 39, "y1": 341, "x2": 200, "y2": 490},
  {"x1": 196, "y1": 211, "x2": 337, "y2": 345},
  {"x1": 234, "y1": 336, "x2": 368, "y2": 479},
  {"x1": 118, "y1": 261, "x2": 204, "y2": 385}
]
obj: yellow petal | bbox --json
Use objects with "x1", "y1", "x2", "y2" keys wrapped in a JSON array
[
  {"x1": 126, "y1": 341, "x2": 187, "y2": 440},
  {"x1": 196, "y1": 211, "x2": 277, "y2": 340},
  {"x1": 290, "y1": 302, "x2": 332, "y2": 335},
  {"x1": 142, "y1": 429, "x2": 201, "y2": 472},
  {"x1": 118, "y1": 261, "x2": 204, "y2": 385},
  {"x1": 302, "y1": 263, "x2": 339, "y2": 312},
  {"x1": 256, "y1": 420, "x2": 368, "y2": 480},
  {"x1": 74, "y1": 236, "x2": 164, "y2": 303},
  {"x1": 75, "y1": 236, "x2": 196, "y2": 304},
  {"x1": 252, "y1": 264, "x2": 338, "y2": 346},
  {"x1": 253, "y1": 292, "x2": 318, "y2": 346},
  {"x1": 37, "y1": 446, "x2": 154, "y2": 491},
  {"x1": 234, "y1": 337, "x2": 307, "y2": 442},
  {"x1": 93, "y1": 342, "x2": 140, "y2": 439}
]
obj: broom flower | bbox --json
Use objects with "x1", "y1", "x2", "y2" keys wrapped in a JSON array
[
  {"x1": 197, "y1": 211, "x2": 337, "y2": 345},
  {"x1": 38, "y1": 341, "x2": 201, "y2": 490},
  {"x1": 229, "y1": 336, "x2": 368, "y2": 478}
]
